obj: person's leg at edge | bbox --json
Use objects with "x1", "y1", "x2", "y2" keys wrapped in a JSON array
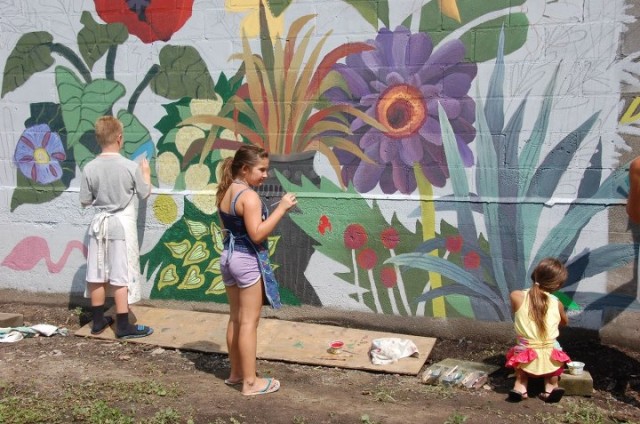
[
  {"x1": 88, "y1": 282, "x2": 108, "y2": 332},
  {"x1": 544, "y1": 375, "x2": 559, "y2": 394},
  {"x1": 225, "y1": 284, "x2": 242, "y2": 383},
  {"x1": 238, "y1": 280, "x2": 276, "y2": 394},
  {"x1": 513, "y1": 368, "x2": 528, "y2": 396},
  {"x1": 114, "y1": 285, "x2": 131, "y2": 334},
  {"x1": 113, "y1": 285, "x2": 151, "y2": 337}
]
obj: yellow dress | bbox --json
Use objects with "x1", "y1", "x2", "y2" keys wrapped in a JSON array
[{"x1": 506, "y1": 290, "x2": 570, "y2": 376}]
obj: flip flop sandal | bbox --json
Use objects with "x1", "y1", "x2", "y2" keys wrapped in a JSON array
[
  {"x1": 242, "y1": 378, "x2": 280, "y2": 396},
  {"x1": 539, "y1": 388, "x2": 565, "y2": 403},
  {"x1": 91, "y1": 316, "x2": 114, "y2": 335},
  {"x1": 507, "y1": 389, "x2": 528, "y2": 402}
]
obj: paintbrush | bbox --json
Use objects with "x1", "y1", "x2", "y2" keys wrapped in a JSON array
[{"x1": 270, "y1": 198, "x2": 302, "y2": 213}]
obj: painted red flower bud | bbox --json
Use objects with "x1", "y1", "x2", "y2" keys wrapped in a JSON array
[
  {"x1": 95, "y1": 0, "x2": 195, "y2": 43},
  {"x1": 380, "y1": 227, "x2": 399, "y2": 250},
  {"x1": 463, "y1": 251, "x2": 480, "y2": 270},
  {"x1": 356, "y1": 248, "x2": 377, "y2": 270},
  {"x1": 446, "y1": 235, "x2": 463, "y2": 253},
  {"x1": 344, "y1": 223, "x2": 368, "y2": 250},
  {"x1": 380, "y1": 266, "x2": 397, "y2": 288},
  {"x1": 318, "y1": 215, "x2": 332, "y2": 235}
]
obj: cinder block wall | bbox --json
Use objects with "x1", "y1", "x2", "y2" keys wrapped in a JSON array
[{"x1": 0, "y1": 0, "x2": 639, "y2": 347}]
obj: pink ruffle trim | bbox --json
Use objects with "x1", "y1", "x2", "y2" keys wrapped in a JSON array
[{"x1": 505, "y1": 346, "x2": 570, "y2": 369}]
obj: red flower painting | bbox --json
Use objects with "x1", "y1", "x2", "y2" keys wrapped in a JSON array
[{"x1": 94, "y1": 0, "x2": 194, "y2": 43}]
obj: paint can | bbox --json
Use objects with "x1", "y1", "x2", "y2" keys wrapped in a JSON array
[
  {"x1": 567, "y1": 361, "x2": 585, "y2": 375},
  {"x1": 328, "y1": 340, "x2": 344, "y2": 354}
]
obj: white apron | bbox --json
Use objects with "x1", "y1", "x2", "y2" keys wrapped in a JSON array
[{"x1": 85, "y1": 198, "x2": 142, "y2": 304}]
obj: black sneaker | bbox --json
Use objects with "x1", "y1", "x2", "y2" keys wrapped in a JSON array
[{"x1": 116, "y1": 325, "x2": 153, "y2": 339}]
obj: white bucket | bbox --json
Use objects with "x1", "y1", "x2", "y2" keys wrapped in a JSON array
[{"x1": 567, "y1": 361, "x2": 585, "y2": 375}]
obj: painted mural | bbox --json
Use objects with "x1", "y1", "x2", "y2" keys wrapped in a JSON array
[{"x1": 0, "y1": 0, "x2": 638, "y2": 329}]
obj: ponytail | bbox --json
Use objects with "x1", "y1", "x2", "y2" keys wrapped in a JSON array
[
  {"x1": 528, "y1": 257, "x2": 568, "y2": 340},
  {"x1": 216, "y1": 157, "x2": 234, "y2": 207},
  {"x1": 528, "y1": 282, "x2": 549, "y2": 339}
]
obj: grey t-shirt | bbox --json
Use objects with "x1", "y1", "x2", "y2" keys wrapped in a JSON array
[{"x1": 79, "y1": 154, "x2": 151, "y2": 239}]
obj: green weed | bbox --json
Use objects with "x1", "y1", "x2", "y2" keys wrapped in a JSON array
[
  {"x1": 140, "y1": 407, "x2": 182, "y2": 424},
  {"x1": 444, "y1": 411, "x2": 468, "y2": 424},
  {"x1": 75, "y1": 400, "x2": 134, "y2": 424},
  {"x1": 362, "y1": 385, "x2": 396, "y2": 403},
  {"x1": 0, "y1": 395, "x2": 59, "y2": 424},
  {"x1": 420, "y1": 383, "x2": 455, "y2": 399},
  {"x1": 560, "y1": 399, "x2": 609, "y2": 424},
  {"x1": 360, "y1": 414, "x2": 381, "y2": 424}
]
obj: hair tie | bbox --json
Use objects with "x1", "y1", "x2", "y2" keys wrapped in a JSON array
[{"x1": 534, "y1": 282, "x2": 540, "y2": 286}]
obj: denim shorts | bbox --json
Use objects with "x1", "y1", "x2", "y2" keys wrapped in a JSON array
[{"x1": 220, "y1": 249, "x2": 261, "y2": 288}]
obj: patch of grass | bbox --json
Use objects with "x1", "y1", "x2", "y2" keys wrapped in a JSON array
[
  {"x1": 360, "y1": 414, "x2": 381, "y2": 424},
  {"x1": 0, "y1": 395, "x2": 62, "y2": 424},
  {"x1": 140, "y1": 407, "x2": 182, "y2": 424},
  {"x1": 0, "y1": 381, "x2": 187, "y2": 424},
  {"x1": 560, "y1": 399, "x2": 610, "y2": 424},
  {"x1": 73, "y1": 400, "x2": 134, "y2": 424},
  {"x1": 419, "y1": 383, "x2": 456, "y2": 399},
  {"x1": 361, "y1": 385, "x2": 396, "y2": 403},
  {"x1": 444, "y1": 411, "x2": 468, "y2": 424},
  {"x1": 63, "y1": 379, "x2": 183, "y2": 404},
  {"x1": 292, "y1": 416, "x2": 307, "y2": 424}
]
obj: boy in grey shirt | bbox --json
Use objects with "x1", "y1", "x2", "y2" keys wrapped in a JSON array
[{"x1": 80, "y1": 116, "x2": 153, "y2": 339}]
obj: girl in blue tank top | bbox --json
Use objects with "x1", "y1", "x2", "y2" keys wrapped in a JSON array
[{"x1": 216, "y1": 145, "x2": 297, "y2": 396}]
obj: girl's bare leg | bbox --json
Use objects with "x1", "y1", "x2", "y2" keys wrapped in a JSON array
[
  {"x1": 225, "y1": 284, "x2": 242, "y2": 383},
  {"x1": 544, "y1": 375, "x2": 559, "y2": 393},
  {"x1": 237, "y1": 280, "x2": 275, "y2": 394},
  {"x1": 513, "y1": 368, "x2": 528, "y2": 396}
]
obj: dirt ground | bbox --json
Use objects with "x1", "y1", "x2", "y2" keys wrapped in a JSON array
[{"x1": 1, "y1": 296, "x2": 640, "y2": 424}]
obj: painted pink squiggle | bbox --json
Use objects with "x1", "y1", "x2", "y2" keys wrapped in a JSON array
[{"x1": 1, "y1": 236, "x2": 87, "y2": 273}]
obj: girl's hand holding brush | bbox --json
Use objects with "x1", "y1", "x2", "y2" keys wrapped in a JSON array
[{"x1": 272, "y1": 192, "x2": 297, "y2": 213}]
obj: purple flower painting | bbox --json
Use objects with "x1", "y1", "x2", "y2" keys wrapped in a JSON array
[
  {"x1": 14, "y1": 124, "x2": 66, "y2": 185},
  {"x1": 329, "y1": 26, "x2": 477, "y2": 193}
]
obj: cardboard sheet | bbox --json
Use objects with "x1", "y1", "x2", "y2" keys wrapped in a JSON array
[{"x1": 75, "y1": 305, "x2": 436, "y2": 375}]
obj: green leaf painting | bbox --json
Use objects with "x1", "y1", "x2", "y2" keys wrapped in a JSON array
[
  {"x1": 78, "y1": 11, "x2": 128, "y2": 71},
  {"x1": 278, "y1": 172, "x2": 436, "y2": 316},
  {"x1": 2, "y1": 32, "x2": 54, "y2": 97},
  {"x1": 389, "y1": 28, "x2": 636, "y2": 319},
  {"x1": 151, "y1": 45, "x2": 216, "y2": 100},
  {"x1": 341, "y1": 0, "x2": 389, "y2": 28},
  {"x1": 56, "y1": 66, "x2": 125, "y2": 149},
  {"x1": 143, "y1": 198, "x2": 299, "y2": 305},
  {"x1": 402, "y1": 0, "x2": 528, "y2": 62},
  {"x1": 265, "y1": 0, "x2": 293, "y2": 17}
]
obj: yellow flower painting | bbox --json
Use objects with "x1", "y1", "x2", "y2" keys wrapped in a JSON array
[{"x1": 225, "y1": 0, "x2": 284, "y2": 39}]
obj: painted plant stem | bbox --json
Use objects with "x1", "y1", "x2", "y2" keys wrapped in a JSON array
[
  {"x1": 389, "y1": 250, "x2": 412, "y2": 315},
  {"x1": 50, "y1": 43, "x2": 92, "y2": 83},
  {"x1": 128, "y1": 64, "x2": 160, "y2": 114},
  {"x1": 387, "y1": 287, "x2": 400, "y2": 315},
  {"x1": 415, "y1": 165, "x2": 445, "y2": 317},
  {"x1": 351, "y1": 249, "x2": 363, "y2": 304},
  {"x1": 366, "y1": 269, "x2": 383, "y2": 313}
]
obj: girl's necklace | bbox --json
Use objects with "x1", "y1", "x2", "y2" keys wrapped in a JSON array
[{"x1": 233, "y1": 179, "x2": 250, "y2": 187}]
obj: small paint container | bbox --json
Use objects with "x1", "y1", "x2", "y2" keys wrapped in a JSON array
[
  {"x1": 567, "y1": 361, "x2": 585, "y2": 375},
  {"x1": 328, "y1": 340, "x2": 344, "y2": 354}
]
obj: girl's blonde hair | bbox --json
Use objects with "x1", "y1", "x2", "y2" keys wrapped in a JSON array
[
  {"x1": 216, "y1": 145, "x2": 269, "y2": 207},
  {"x1": 95, "y1": 116, "x2": 123, "y2": 148},
  {"x1": 528, "y1": 257, "x2": 568, "y2": 339}
]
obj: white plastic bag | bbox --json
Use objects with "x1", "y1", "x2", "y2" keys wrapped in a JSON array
[{"x1": 369, "y1": 338, "x2": 419, "y2": 365}]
